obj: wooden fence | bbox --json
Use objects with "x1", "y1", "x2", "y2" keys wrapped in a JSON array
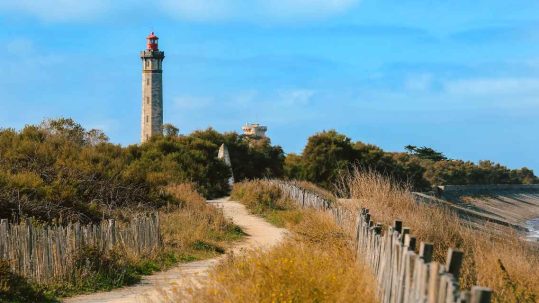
[
  {"x1": 0, "y1": 213, "x2": 161, "y2": 284},
  {"x1": 272, "y1": 180, "x2": 331, "y2": 210},
  {"x1": 273, "y1": 180, "x2": 493, "y2": 303}
]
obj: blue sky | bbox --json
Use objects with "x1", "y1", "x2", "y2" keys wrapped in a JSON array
[{"x1": 1, "y1": 1, "x2": 539, "y2": 172}]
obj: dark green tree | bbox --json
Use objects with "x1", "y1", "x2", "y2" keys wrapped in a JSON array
[
  {"x1": 405, "y1": 145, "x2": 447, "y2": 161},
  {"x1": 302, "y1": 130, "x2": 357, "y2": 188},
  {"x1": 283, "y1": 153, "x2": 304, "y2": 180}
]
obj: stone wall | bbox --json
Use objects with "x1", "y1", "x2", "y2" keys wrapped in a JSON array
[{"x1": 438, "y1": 184, "x2": 539, "y2": 194}]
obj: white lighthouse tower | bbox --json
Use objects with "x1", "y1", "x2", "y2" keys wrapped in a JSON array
[{"x1": 140, "y1": 32, "x2": 165, "y2": 143}]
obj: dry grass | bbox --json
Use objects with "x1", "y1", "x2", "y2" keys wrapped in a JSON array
[
  {"x1": 191, "y1": 210, "x2": 377, "y2": 303},
  {"x1": 340, "y1": 168, "x2": 539, "y2": 303},
  {"x1": 161, "y1": 183, "x2": 243, "y2": 260},
  {"x1": 231, "y1": 180, "x2": 294, "y2": 212},
  {"x1": 230, "y1": 180, "x2": 301, "y2": 228}
]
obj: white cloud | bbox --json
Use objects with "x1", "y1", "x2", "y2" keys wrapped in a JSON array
[
  {"x1": 7, "y1": 38, "x2": 35, "y2": 55},
  {"x1": 0, "y1": 0, "x2": 359, "y2": 23},
  {"x1": 278, "y1": 89, "x2": 315, "y2": 106},
  {"x1": 1, "y1": 37, "x2": 63, "y2": 84},
  {"x1": 444, "y1": 78, "x2": 539, "y2": 95},
  {"x1": 173, "y1": 95, "x2": 214, "y2": 109},
  {"x1": 261, "y1": 0, "x2": 359, "y2": 19},
  {"x1": 404, "y1": 73, "x2": 433, "y2": 92},
  {"x1": 159, "y1": 0, "x2": 233, "y2": 21},
  {"x1": 160, "y1": 0, "x2": 360, "y2": 22},
  {"x1": 0, "y1": 0, "x2": 110, "y2": 22}
]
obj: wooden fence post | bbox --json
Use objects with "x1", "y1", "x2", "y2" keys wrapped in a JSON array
[
  {"x1": 459, "y1": 290, "x2": 471, "y2": 303},
  {"x1": 0, "y1": 219, "x2": 8, "y2": 259},
  {"x1": 471, "y1": 287, "x2": 492, "y2": 303},
  {"x1": 419, "y1": 242, "x2": 434, "y2": 263},
  {"x1": 404, "y1": 234, "x2": 416, "y2": 251},
  {"x1": 427, "y1": 262, "x2": 440, "y2": 303},
  {"x1": 401, "y1": 227, "x2": 410, "y2": 244},
  {"x1": 394, "y1": 220, "x2": 403, "y2": 234},
  {"x1": 446, "y1": 249, "x2": 464, "y2": 279}
]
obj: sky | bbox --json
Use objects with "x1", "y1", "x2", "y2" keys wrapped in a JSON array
[{"x1": 1, "y1": 0, "x2": 539, "y2": 172}]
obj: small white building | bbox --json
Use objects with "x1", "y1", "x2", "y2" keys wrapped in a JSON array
[{"x1": 242, "y1": 123, "x2": 267, "y2": 138}]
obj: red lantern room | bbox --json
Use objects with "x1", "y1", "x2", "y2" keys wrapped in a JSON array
[{"x1": 146, "y1": 32, "x2": 159, "y2": 51}]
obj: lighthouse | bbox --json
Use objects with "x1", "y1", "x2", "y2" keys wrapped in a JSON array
[{"x1": 140, "y1": 32, "x2": 165, "y2": 143}]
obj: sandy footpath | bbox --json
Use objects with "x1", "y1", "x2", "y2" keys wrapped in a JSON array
[{"x1": 63, "y1": 197, "x2": 287, "y2": 303}]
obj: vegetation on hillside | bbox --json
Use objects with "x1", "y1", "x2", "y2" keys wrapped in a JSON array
[
  {"x1": 0, "y1": 118, "x2": 284, "y2": 223},
  {"x1": 0, "y1": 118, "x2": 259, "y2": 300},
  {"x1": 284, "y1": 130, "x2": 538, "y2": 190},
  {"x1": 190, "y1": 181, "x2": 377, "y2": 303},
  {"x1": 186, "y1": 128, "x2": 285, "y2": 181},
  {"x1": 1, "y1": 119, "x2": 537, "y2": 301},
  {"x1": 339, "y1": 169, "x2": 539, "y2": 303}
]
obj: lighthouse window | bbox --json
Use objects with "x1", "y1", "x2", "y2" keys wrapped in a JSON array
[
  {"x1": 146, "y1": 115, "x2": 149, "y2": 123},
  {"x1": 146, "y1": 97, "x2": 149, "y2": 104}
]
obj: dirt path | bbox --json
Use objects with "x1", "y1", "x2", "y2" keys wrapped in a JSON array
[{"x1": 63, "y1": 198, "x2": 287, "y2": 303}]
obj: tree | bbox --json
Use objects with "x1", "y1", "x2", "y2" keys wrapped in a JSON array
[
  {"x1": 188, "y1": 129, "x2": 285, "y2": 181},
  {"x1": 162, "y1": 123, "x2": 179, "y2": 137},
  {"x1": 354, "y1": 142, "x2": 429, "y2": 190},
  {"x1": 302, "y1": 130, "x2": 357, "y2": 188},
  {"x1": 283, "y1": 153, "x2": 304, "y2": 180},
  {"x1": 405, "y1": 145, "x2": 447, "y2": 162}
]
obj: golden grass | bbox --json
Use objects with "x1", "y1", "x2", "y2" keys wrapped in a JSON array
[
  {"x1": 340, "y1": 168, "x2": 539, "y2": 303},
  {"x1": 161, "y1": 183, "x2": 243, "y2": 259},
  {"x1": 230, "y1": 180, "x2": 301, "y2": 228},
  {"x1": 231, "y1": 180, "x2": 294, "y2": 212},
  {"x1": 191, "y1": 210, "x2": 377, "y2": 303}
]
